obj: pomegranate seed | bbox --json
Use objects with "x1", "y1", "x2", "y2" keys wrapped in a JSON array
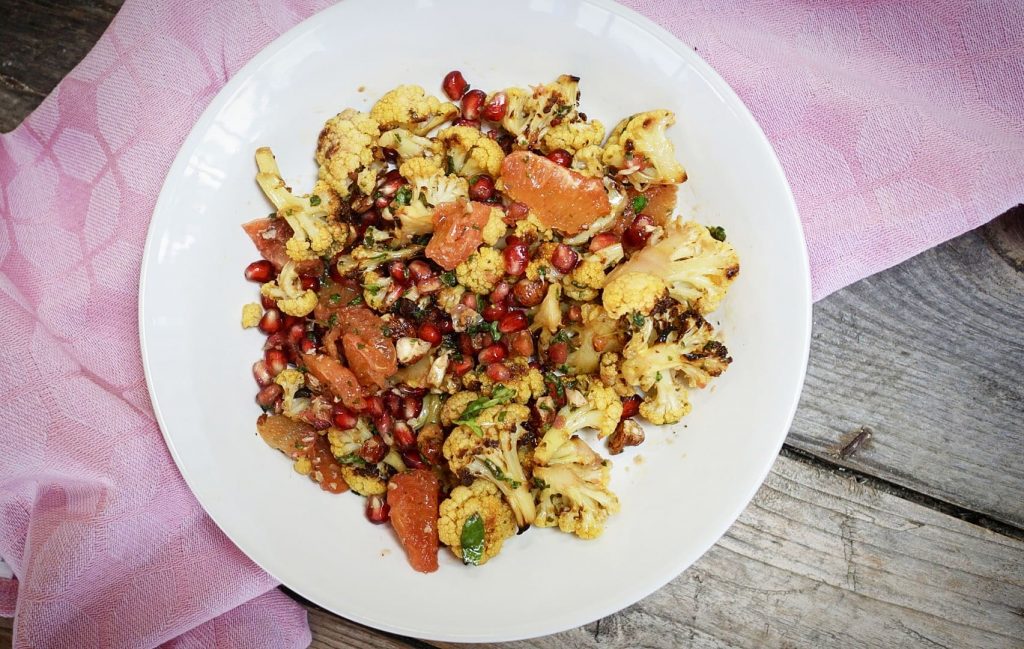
[
  {"x1": 358, "y1": 209, "x2": 381, "y2": 228},
  {"x1": 300, "y1": 276, "x2": 320, "y2": 292},
  {"x1": 260, "y1": 294, "x2": 276, "y2": 310},
  {"x1": 468, "y1": 175, "x2": 495, "y2": 201},
  {"x1": 460, "y1": 292, "x2": 481, "y2": 311},
  {"x1": 547, "y1": 341, "x2": 569, "y2": 365},
  {"x1": 378, "y1": 171, "x2": 404, "y2": 197},
  {"x1": 408, "y1": 260, "x2": 433, "y2": 281},
  {"x1": 546, "y1": 149, "x2": 572, "y2": 167},
  {"x1": 512, "y1": 279, "x2": 545, "y2": 307},
  {"x1": 382, "y1": 147, "x2": 399, "y2": 164},
  {"x1": 621, "y1": 395, "x2": 642, "y2": 419},
  {"x1": 418, "y1": 428, "x2": 443, "y2": 465},
  {"x1": 415, "y1": 276, "x2": 443, "y2": 294},
  {"x1": 453, "y1": 118, "x2": 481, "y2": 129},
  {"x1": 402, "y1": 395, "x2": 423, "y2": 420},
  {"x1": 472, "y1": 332, "x2": 494, "y2": 350},
  {"x1": 401, "y1": 449, "x2": 427, "y2": 469},
  {"x1": 359, "y1": 436, "x2": 388, "y2": 464},
  {"x1": 567, "y1": 304, "x2": 583, "y2": 322},
  {"x1": 508, "y1": 330, "x2": 535, "y2": 357},
  {"x1": 451, "y1": 357, "x2": 474, "y2": 375},
  {"x1": 486, "y1": 362, "x2": 511, "y2": 382},
  {"x1": 418, "y1": 322, "x2": 441, "y2": 346},
  {"x1": 393, "y1": 421, "x2": 416, "y2": 449},
  {"x1": 478, "y1": 343, "x2": 507, "y2": 365},
  {"x1": 503, "y1": 241, "x2": 528, "y2": 276},
  {"x1": 264, "y1": 349, "x2": 288, "y2": 376},
  {"x1": 458, "y1": 333, "x2": 475, "y2": 356},
  {"x1": 442, "y1": 70, "x2": 469, "y2": 100},
  {"x1": 589, "y1": 232, "x2": 619, "y2": 252},
  {"x1": 389, "y1": 261, "x2": 409, "y2": 284},
  {"x1": 437, "y1": 316, "x2": 455, "y2": 333},
  {"x1": 506, "y1": 201, "x2": 529, "y2": 223},
  {"x1": 498, "y1": 310, "x2": 528, "y2": 333},
  {"x1": 300, "y1": 338, "x2": 316, "y2": 354},
  {"x1": 623, "y1": 214, "x2": 656, "y2": 250},
  {"x1": 253, "y1": 360, "x2": 274, "y2": 387},
  {"x1": 550, "y1": 244, "x2": 579, "y2": 274},
  {"x1": 287, "y1": 323, "x2": 306, "y2": 344},
  {"x1": 482, "y1": 301, "x2": 508, "y2": 322},
  {"x1": 365, "y1": 495, "x2": 390, "y2": 524},
  {"x1": 384, "y1": 392, "x2": 402, "y2": 416},
  {"x1": 481, "y1": 92, "x2": 508, "y2": 121},
  {"x1": 332, "y1": 404, "x2": 358, "y2": 429},
  {"x1": 365, "y1": 395, "x2": 384, "y2": 417},
  {"x1": 255, "y1": 383, "x2": 283, "y2": 408},
  {"x1": 374, "y1": 412, "x2": 394, "y2": 436},
  {"x1": 244, "y1": 260, "x2": 274, "y2": 282},
  {"x1": 461, "y1": 89, "x2": 486, "y2": 121},
  {"x1": 258, "y1": 308, "x2": 282, "y2": 334},
  {"x1": 490, "y1": 282, "x2": 511, "y2": 303}
]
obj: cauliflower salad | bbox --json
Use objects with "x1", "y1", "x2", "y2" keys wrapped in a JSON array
[{"x1": 240, "y1": 71, "x2": 740, "y2": 572}]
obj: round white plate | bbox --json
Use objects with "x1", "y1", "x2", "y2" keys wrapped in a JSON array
[{"x1": 139, "y1": 0, "x2": 811, "y2": 641}]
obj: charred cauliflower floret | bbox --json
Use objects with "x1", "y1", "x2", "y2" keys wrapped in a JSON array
[
  {"x1": 395, "y1": 156, "x2": 468, "y2": 240},
  {"x1": 598, "y1": 352, "x2": 635, "y2": 397},
  {"x1": 602, "y1": 271, "x2": 669, "y2": 319},
  {"x1": 570, "y1": 144, "x2": 607, "y2": 178},
  {"x1": 472, "y1": 357, "x2": 545, "y2": 404},
  {"x1": 606, "y1": 220, "x2": 739, "y2": 314},
  {"x1": 512, "y1": 212, "x2": 556, "y2": 242},
  {"x1": 274, "y1": 368, "x2": 309, "y2": 419},
  {"x1": 562, "y1": 243, "x2": 625, "y2": 301},
  {"x1": 370, "y1": 85, "x2": 458, "y2": 136},
  {"x1": 455, "y1": 246, "x2": 505, "y2": 294},
  {"x1": 260, "y1": 261, "x2": 317, "y2": 317},
  {"x1": 360, "y1": 270, "x2": 392, "y2": 311},
  {"x1": 534, "y1": 382, "x2": 623, "y2": 463},
  {"x1": 533, "y1": 434, "x2": 619, "y2": 539},
  {"x1": 379, "y1": 127, "x2": 441, "y2": 160},
  {"x1": 638, "y1": 371, "x2": 691, "y2": 425},
  {"x1": 565, "y1": 304, "x2": 624, "y2": 375},
  {"x1": 438, "y1": 479, "x2": 517, "y2": 565},
  {"x1": 316, "y1": 108, "x2": 382, "y2": 198},
  {"x1": 440, "y1": 390, "x2": 481, "y2": 427},
  {"x1": 602, "y1": 110, "x2": 687, "y2": 188},
  {"x1": 255, "y1": 147, "x2": 348, "y2": 261},
  {"x1": 436, "y1": 126, "x2": 505, "y2": 179},
  {"x1": 326, "y1": 423, "x2": 399, "y2": 496},
  {"x1": 541, "y1": 119, "x2": 605, "y2": 155},
  {"x1": 499, "y1": 74, "x2": 581, "y2": 149}
]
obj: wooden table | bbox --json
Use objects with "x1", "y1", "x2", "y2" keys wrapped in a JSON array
[{"x1": 2, "y1": 3, "x2": 1021, "y2": 647}]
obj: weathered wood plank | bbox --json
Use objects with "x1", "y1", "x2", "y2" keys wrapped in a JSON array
[
  {"x1": 295, "y1": 453, "x2": 1024, "y2": 649},
  {"x1": 789, "y1": 208, "x2": 1024, "y2": 528}
]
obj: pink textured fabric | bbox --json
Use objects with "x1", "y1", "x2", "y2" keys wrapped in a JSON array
[{"x1": 0, "y1": 0, "x2": 1020, "y2": 647}]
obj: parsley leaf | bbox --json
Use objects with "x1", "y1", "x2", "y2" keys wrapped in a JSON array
[
  {"x1": 440, "y1": 271, "x2": 458, "y2": 287},
  {"x1": 631, "y1": 312, "x2": 645, "y2": 328},
  {"x1": 309, "y1": 194, "x2": 322, "y2": 207},
  {"x1": 460, "y1": 513, "x2": 485, "y2": 566},
  {"x1": 456, "y1": 386, "x2": 518, "y2": 436},
  {"x1": 707, "y1": 225, "x2": 727, "y2": 242},
  {"x1": 631, "y1": 195, "x2": 648, "y2": 213}
]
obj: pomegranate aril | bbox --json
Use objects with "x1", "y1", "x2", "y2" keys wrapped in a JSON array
[
  {"x1": 408, "y1": 260, "x2": 433, "y2": 281},
  {"x1": 461, "y1": 89, "x2": 486, "y2": 121},
  {"x1": 498, "y1": 310, "x2": 528, "y2": 333},
  {"x1": 458, "y1": 333, "x2": 475, "y2": 356},
  {"x1": 478, "y1": 343, "x2": 507, "y2": 365},
  {"x1": 393, "y1": 421, "x2": 416, "y2": 450},
  {"x1": 513, "y1": 279, "x2": 545, "y2": 307},
  {"x1": 506, "y1": 201, "x2": 529, "y2": 223},
  {"x1": 503, "y1": 242, "x2": 528, "y2": 276},
  {"x1": 256, "y1": 383, "x2": 283, "y2": 408},
  {"x1": 546, "y1": 149, "x2": 572, "y2": 167},
  {"x1": 244, "y1": 260, "x2": 274, "y2": 282},
  {"x1": 365, "y1": 395, "x2": 385, "y2": 417},
  {"x1": 621, "y1": 395, "x2": 642, "y2": 419},
  {"x1": 453, "y1": 118, "x2": 480, "y2": 129},
  {"x1": 589, "y1": 232, "x2": 619, "y2": 252},
  {"x1": 550, "y1": 243, "x2": 579, "y2": 273},
  {"x1": 468, "y1": 175, "x2": 495, "y2": 201},
  {"x1": 401, "y1": 449, "x2": 427, "y2": 469},
  {"x1": 481, "y1": 92, "x2": 508, "y2": 121},
  {"x1": 359, "y1": 436, "x2": 388, "y2": 464},
  {"x1": 264, "y1": 349, "x2": 288, "y2": 376},
  {"x1": 300, "y1": 275, "x2": 320, "y2": 292},
  {"x1": 567, "y1": 304, "x2": 582, "y2": 322},
  {"x1": 253, "y1": 360, "x2": 274, "y2": 387},
  {"x1": 258, "y1": 308, "x2": 282, "y2": 334},
  {"x1": 460, "y1": 292, "x2": 481, "y2": 311},
  {"x1": 402, "y1": 395, "x2": 423, "y2": 420},
  {"x1": 365, "y1": 495, "x2": 390, "y2": 524},
  {"x1": 490, "y1": 281, "x2": 511, "y2": 304},
  {"x1": 389, "y1": 261, "x2": 409, "y2": 284},
  {"x1": 374, "y1": 412, "x2": 395, "y2": 436},
  {"x1": 442, "y1": 70, "x2": 469, "y2": 100},
  {"x1": 486, "y1": 362, "x2": 511, "y2": 382},
  {"x1": 415, "y1": 276, "x2": 443, "y2": 294},
  {"x1": 332, "y1": 404, "x2": 358, "y2": 429},
  {"x1": 287, "y1": 323, "x2": 306, "y2": 344},
  {"x1": 508, "y1": 330, "x2": 535, "y2": 357},
  {"x1": 482, "y1": 301, "x2": 508, "y2": 322},
  {"x1": 451, "y1": 357, "x2": 474, "y2": 376},
  {"x1": 418, "y1": 322, "x2": 442, "y2": 346},
  {"x1": 300, "y1": 338, "x2": 316, "y2": 354},
  {"x1": 623, "y1": 214, "x2": 656, "y2": 249},
  {"x1": 260, "y1": 294, "x2": 277, "y2": 310},
  {"x1": 384, "y1": 392, "x2": 402, "y2": 416},
  {"x1": 547, "y1": 341, "x2": 569, "y2": 365}
]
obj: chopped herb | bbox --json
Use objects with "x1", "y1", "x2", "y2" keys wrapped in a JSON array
[
  {"x1": 349, "y1": 294, "x2": 364, "y2": 305},
  {"x1": 394, "y1": 186, "x2": 412, "y2": 206},
  {"x1": 412, "y1": 233, "x2": 431, "y2": 246},
  {"x1": 336, "y1": 453, "x2": 368, "y2": 467},
  {"x1": 469, "y1": 319, "x2": 501, "y2": 341},
  {"x1": 309, "y1": 194, "x2": 322, "y2": 207},
  {"x1": 631, "y1": 195, "x2": 648, "y2": 213},
  {"x1": 446, "y1": 155, "x2": 456, "y2": 175},
  {"x1": 655, "y1": 371, "x2": 663, "y2": 381},
  {"x1": 440, "y1": 271, "x2": 458, "y2": 287},
  {"x1": 456, "y1": 386, "x2": 518, "y2": 436},
  {"x1": 538, "y1": 265, "x2": 548, "y2": 280},
  {"x1": 631, "y1": 312, "x2": 645, "y2": 328},
  {"x1": 481, "y1": 458, "x2": 521, "y2": 489},
  {"x1": 329, "y1": 293, "x2": 342, "y2": 305},
  {"x1": 496, "y1": 409, "x2": 507, "y2": 423},
  {"x1": 381, "y1": 324, "x2": 393, "y2": 337},
  {"x1": 393, "y1": 132, "x2": 402, "y2": 143},
  {"x1": 554, "y1": 104, "x2": 571, "y2": 118},
  {"x1": 551, "y1": 329, "x2": 572, "y2": 344},
  {"x1": 328, "y1": 314, "x2": 339, "y2": 327},
  {"x1": 365, "y1": 284, "x2": 382, "y2": 295},
  {"x1": 460, "y1": 513, "x2": 485, "y2": 566},
  {"x1": 532, "y1": 477, "x2": 549, "y2": 490},
  {"x1": 707, "y1": 225, "x2": 727, "y2": 242}
]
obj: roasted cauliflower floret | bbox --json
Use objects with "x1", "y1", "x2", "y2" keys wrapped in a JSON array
[
  {"x1": 241, "y1": 303, "x2": 262, "y2": 328},
  {"x1": 473, "y1": 357, "x2": 545, "y2": 404},
  {"x1": 541, "y1": 119, "x2": 605, "y2": 155},
  {"x1": 534, "y1": 382, "x2": 623, "y2": 465},
  {"x1": 566, "y1": 305, "x2": 624, "y2": 375},
  {"x1": 370, "y1": 85, "x2": 458, "y2": 136},
  {"x1": 499, "y1": 74, "x2": 581, "y2": 149},
  {"x1": 512, "y1": 212, "x2": 556, "y2": 242},
  {"x1": 598, "y1": 352, "x2": 634, "y2": 397},
  {"x1": 481, "y1": 206, "x2": 507, "y2": 246},
  {"x1": 315, "y1": 108, "x2": 381, "y2": 198},
  {"x1": 395, "y1": 156, "x2": 468, "y2": 240},
  {"x1": 562, "y1": 243, "x2": 625, "y2": 301},
  {"x1": 361, "y1": 270, "x2": 392, "y2": 311},
  {"x1": 255, "y1": 147, "x2": 347, "y2": 261},
  {"x1": 327, "y1": 423, "x2": 391, "y2": 496},
  {"x1": 638, "y1": 371, "x2": 691, "y2": 425},
  {"x1": 606, "y1": 220, "x2": 739, "y2": 314},
  {"x1": 531, "y1": 283, "x2": 563, "y2": 334},
  {"x1": 570, "y1": 144, "x2": 607, "y2": 178},
  {"x1": 533, "y1": 434, "x2": 619, "y2": 539},
  {"x1": 437, "y1": 126, "x2": 505, "y2": 179},
  {"x1": 260, "y1": 261, "x2": 317, "y2": 317},
  {"x1": 438, "y1": 479, "x2": 517, "y2": 565},
  {"x1": 379, "y1": 128, "x2": 441, "y2": 160},
  {"x1": 274, "y1": 368, "x2": 309, "y2": 419},
  {"x1": 602, "y1": 271, "x2": 669, "y2": 319},
  {"x1": 440, "y1": 390, "x2": 481, "y2": 427},
  {"x1": 602, "y1": 110, "x2": 687, "y2": 188},
  {"x1": 455, "y1": 246, "x2": 505, "y2": 294}
]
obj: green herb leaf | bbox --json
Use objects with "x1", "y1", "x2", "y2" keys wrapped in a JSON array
[
  {"x1": 707, "y1": 225, "x2": 727, "y2": 242},
  {"x1": 533, "y1": 477, "x2": 549, "y2": 490},
  {"x1": 329, "y1": 293, "x2": 342, "y2": 305},
  {"x1": 446, "y1": 155, "x2": 456, "y2": 175},
  {"x1": 349, "y1": 294, "x2": 364, "y2": 305},
  {"x1": 440, "y1": 271, "x2": 458, "y2": 287},
  {"x1": 328, "y1": 314, "x2": 339, "y2": 327},
  {"x1": 336, "y1": 453, "x2": 368, "y2": 467},
  {"x1": 631, "y1": 312, "x2": 645, "y2": 328},
  {"x1": 460, "y1": 513, "x2": 485, "y2": 566},
  {"x1": 394, "y1": 186, "x2": 412, "y2": 206},
  {"x1": 456, "y1": 386, "x2": 518, "y2": 435},
  {"x1": 631, "y1": 195, "x2": 648, "y2": 213},
  {"x1": 309, "y1": 194, "x2": 322, "y2": 207},
  {"x1": 481, "y1": 458, "x2": 521, "y2": 489}
]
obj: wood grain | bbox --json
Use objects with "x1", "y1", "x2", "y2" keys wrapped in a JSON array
[
  {"x1": 297, "y1": 453, "x2": 1024, "y2": 649},
  {"x1": 788, "y1": 208, "x2": 1024, "y2": 528}
]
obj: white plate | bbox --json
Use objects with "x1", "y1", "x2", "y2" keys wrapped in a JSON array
[{"x1": 139, "y1": 0, "x2": 811, "y2": 641}]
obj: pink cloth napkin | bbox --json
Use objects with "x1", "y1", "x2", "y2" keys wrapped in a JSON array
[{"x1": 0, "y1": 0, "x2": 1020, "y2": 647}]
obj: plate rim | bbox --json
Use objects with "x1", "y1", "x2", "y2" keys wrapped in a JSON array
[{"x1": 138, "y1": 0, "x2": 812, "y2": 640}]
